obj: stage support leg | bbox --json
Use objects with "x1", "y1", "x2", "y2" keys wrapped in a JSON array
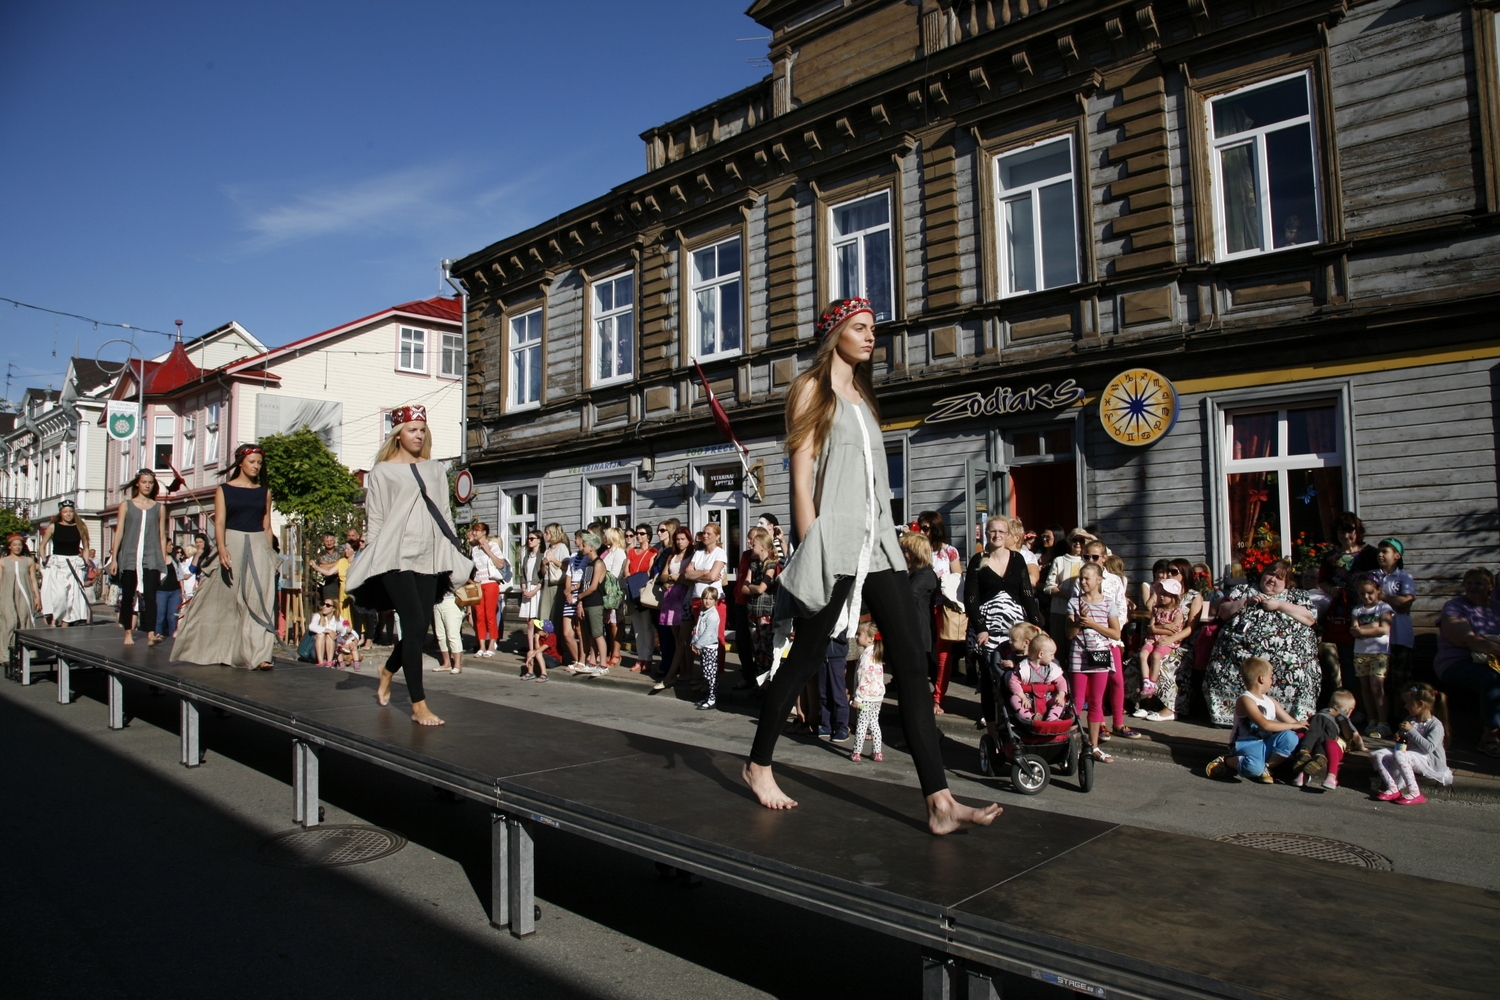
[
  {"x1": 180, "y1": 700, "x2": 201, "y2": 767},
  {"x1": 292, "y1": 740, "x2": 320, "y2": 828},
  {"x1": 56, "y1": 657, "x2": 70, "y2": 704},
  {"x1": 506, "y1": 815, "x2": 535, "y2": 938},
  {"x1": 922, "y1": 952, "x2": 955, "y2": 1000},
  {"x1": 20, "y1": 644, "x2": 33, "y2": 685},
  {"x1": 964, "y1": 963, "x2": 1000, "y2": 999},
  {"x1": 491, "y1": 813, "x2": 510, "y2": 929},
  {"x1": 107, "y1": 674, "x2": 125, "y2": 729}
]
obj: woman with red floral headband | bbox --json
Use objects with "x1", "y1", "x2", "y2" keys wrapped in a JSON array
[
  {"x1": 744, "y1": 298, "x2": 1002, "y2": 835},
  {"x1": 173, "y1": 443, "x2": 279, "y2": 670},
  {"x1": 345, "y1": 406, "x2": 472, "y2": 726}
]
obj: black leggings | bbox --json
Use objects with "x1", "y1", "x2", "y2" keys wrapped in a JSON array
[
  {"x1": 382, "y1": 571, "x2": 437, "y2": 703},
  {"x1": 117, "y1": 569, "x2": 160, "y2": 631},
  {"x1": 750, "y1": 570, "x2": 948, "y2": 797}
]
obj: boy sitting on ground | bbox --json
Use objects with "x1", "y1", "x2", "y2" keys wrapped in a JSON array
[
  {"x1": 1207, "y1": 656, "x2": 1302, "y2": 783},
  {"x1": 1290, "y1": 688, "x2": 1365, "y2": 790}
]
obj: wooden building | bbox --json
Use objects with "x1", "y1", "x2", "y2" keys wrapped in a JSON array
[{"x1": 452, "y1": 0, "x2": 1500, "y2": 628}]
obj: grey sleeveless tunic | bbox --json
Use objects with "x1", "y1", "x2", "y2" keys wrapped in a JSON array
[{"x1": 119, "y1": 501, "x2": 167, "y2": 574}]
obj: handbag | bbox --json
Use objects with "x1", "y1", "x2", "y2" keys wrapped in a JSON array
[
  {"x1": 637, "y1": 577, "x2": 662, "y2": 609},
  {"x1": 1083, "y1": 645, "x2": 1113, "y2": 668},
  {"x1": 625, "y1": 570, "x2": 650, "y2": 601},
  {"x1": 454, "y1": 580, "x2": 483, "y2": 607},
  {"x1": 939, "y1": 605, "x2": 969, "y2": 642},
  {"x1": 297, "y1": 631, "x2": 317, "y2": 662}
]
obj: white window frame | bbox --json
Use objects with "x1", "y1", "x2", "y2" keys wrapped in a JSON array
[
  {"x1": 590, "y1": 271, "x2": 635, "y2": 387},
  {"x1": 183, "y1": 414, "x2": 197, "y2": 468},
  {"x1": 993, "y1": 134, "x2": 1081, "y2": 297},
  {"x1": 1205, "y1": 382, "x2": 1356, "y2": 577},
  {"x1": 501, "y1": 487, "x2": 539, "y2": 568},
  {"x1": 1208, "y1": 70, "x2": 1323, "y2": 261},
  {"x1": 508, "y1": 309, "x2": 543, "y2": 412},
  {"x1": 398, "y1": 326, "x2": 428, "y2": 374},
  {"x1": 689, "y1": 235, "x2": 744, "y2": 362},
  {"x1": 204, "y1": 402, "x2": 221, "y2": 466},
  {"x1": 152, "y1": 414, "x2": 175, "y2": 473},
  {"x1": 586, "y1": 475, "x2": 633, "y2": 530},
  {"x1": 828, "y1": 190, "x2": 895, "y2": 322},
  {"x1": 439, "y1": 331, "x2": 463, "y2": 379}
]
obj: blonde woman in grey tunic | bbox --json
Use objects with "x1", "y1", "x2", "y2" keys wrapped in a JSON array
[
  {"x1": 0, "y1": 534, "x2": 43, "y2": 661},
  {"x1": 345, "y1": 405, "x2": 473, "y2": 726},
  {"x1": 744, "y1": 298, "x2": 1001, "y2": 835},
  {"x1": 173, "y1": 444, "x2": 278, "y2": 670},
  {"x1": 108, "y1": 469, "x2": 169, "y2": 646}
]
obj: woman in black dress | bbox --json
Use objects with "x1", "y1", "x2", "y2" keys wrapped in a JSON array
[{"x1": 967, "y1": 515, "x2": 1041, "y2": 725}]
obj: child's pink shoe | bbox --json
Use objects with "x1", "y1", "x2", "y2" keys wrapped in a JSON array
[
  {"x1": 1140, "y1": 679, "x2": 1157, "y2": 696},
  {"x1": 850, "y1": 752, "x2": 862, "y2": 763},
  {"x1": 1397, "y1": 793, "x2": 1427, "y2": 805},
  {"x1": 872, "y1": 752, "x2": 883, "y2": 762},
  {"x1": 1373, "y1": 789, "x2": 1402, "y2": 802}
]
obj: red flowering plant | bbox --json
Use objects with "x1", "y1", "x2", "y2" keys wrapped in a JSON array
[
  {"x1": 1234, "y1": 522, "x2": 1281, "y2": 580},
  {"x1": 1292, "y1": 531, "x2": 1334, "y2": 575}
]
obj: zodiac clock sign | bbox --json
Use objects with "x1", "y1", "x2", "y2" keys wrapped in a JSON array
[{"x1": 1100, "y1": 368, "x2": 1179, "y2": 446}]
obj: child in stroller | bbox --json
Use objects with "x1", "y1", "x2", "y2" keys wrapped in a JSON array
[
  {"x1": 979, "y1": 625, "x2": 1095, "y2": 795},
  {"x1": 1007, "y1": 634, "x2": 1069, "y2": 721}
]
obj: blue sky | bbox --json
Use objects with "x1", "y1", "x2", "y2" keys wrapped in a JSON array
[{"x1": 0, "y1": 1, "x2": 767, "y2": 394}]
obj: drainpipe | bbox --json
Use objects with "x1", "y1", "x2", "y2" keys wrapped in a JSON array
[{"x1": 441, "y1": 259, "x2": 468, "y2": 467}]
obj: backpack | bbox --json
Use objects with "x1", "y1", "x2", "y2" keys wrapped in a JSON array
[{"x1": 602, "y1": 568, "x2": 625, "y2": 610}]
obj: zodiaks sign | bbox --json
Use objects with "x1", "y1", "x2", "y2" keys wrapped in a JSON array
[{"x1": 927, "y1": 379, "x2": 1085, "y2": 423}]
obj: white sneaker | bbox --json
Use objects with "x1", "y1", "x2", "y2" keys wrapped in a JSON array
[{"x1": 1132, "y1": 707, "x2": 1150, "y2": 718}]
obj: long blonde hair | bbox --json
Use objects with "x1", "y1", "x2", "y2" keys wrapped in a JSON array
[
  {"x1": 56, "y1": 506, "x2": 90, "y2": 553},
  {"x1": 784, "y1": 301, "x2": 879, "y2": 457},
  {"x1": 374, "y1": 421, "x2": 432, "y2": 464}
]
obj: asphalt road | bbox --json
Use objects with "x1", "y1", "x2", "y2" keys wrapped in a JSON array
[{"x1": 3, "y1": 646, "x2": 1496, "y2": 1000}]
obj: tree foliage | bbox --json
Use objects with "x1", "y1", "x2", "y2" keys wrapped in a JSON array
[
  {"x1": 0, "y1": 507, "x2": 33, "y2": 540},
  {"x1": 259, "y1": 427, "x2": 363, "y2": 528}
]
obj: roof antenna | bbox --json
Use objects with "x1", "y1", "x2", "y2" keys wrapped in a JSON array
[{"x1": 175, "y1": 318, "x2": 183, "y2": 343}]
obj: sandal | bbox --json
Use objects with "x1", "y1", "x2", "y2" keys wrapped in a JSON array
[{"x1": 1090, "y1": 746, "x2": 1114, "y2": 763}]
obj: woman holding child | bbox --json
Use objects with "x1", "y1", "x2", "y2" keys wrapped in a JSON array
[{"x1": 1205, "y1": 560, "x2": 1320, "y2": 726}]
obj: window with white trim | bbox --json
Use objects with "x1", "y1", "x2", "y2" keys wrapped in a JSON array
[
  {"x1": 503, "y1": 489, "x2": 538, "y2": 568},
  {"x1": 398, "y1": 326, "x2": 428, "y2": 373},
  {"x1": 1222, "y1": 401, "x2": 1343, "y2": 572},
  {"x1": 183, "y1": 414, "x2": 196, "y2": 467},
  {"x1": 440, "y1": 331, "x2": 463, "y2": 378},
  {"x1": 509, "y1": 309, "x2": 543, "y2": 409},
  {"x1": 152, "y1": 415, "x2": 175, "y2": 472},
  {"x1": 691, "y1": 236, "x2": 743, "y2": 360},
  {"x1": 589, "y1": 477, "x2": 631, "y2": 530},
  {"x1": 995, "y1": 135, "x2": 1080, "y2": 295},
  {"x1": 830, "y1": 191, "x2": 894, "y2": 322},
  {"x1": 1209, "y1": 72, "x2": 1321, "y2": 259},
  {"x1": 591, "y1": 272, "x2": 634, "y2": 385},
  {"x1": 204, "y1": 403, "x2": 220, "y2": 466}
]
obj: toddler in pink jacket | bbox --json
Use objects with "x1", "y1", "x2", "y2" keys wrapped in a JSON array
[{"x1": 1007, "y1": 634, "x2": 1070, "y2": 721}]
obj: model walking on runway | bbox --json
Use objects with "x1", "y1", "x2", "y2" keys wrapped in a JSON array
[
  {"x1": 40, "y1": 499, "x2": 91, "y2": 626},
  {"x1": 109, "y1": 469, "x2": 169, "y2": 647},
  {"x1": 743, "y1": 298, "x2": 1001, "y2": 835},
  {"x1": 345, "y1": 406, "x2": 472, "y2": 726},
  {"x1": 172, "y1": 444, "x2": 278, "y2": 670},
  {"x1": 1, "y1": 534, "x2": 43, "y2": 661}
]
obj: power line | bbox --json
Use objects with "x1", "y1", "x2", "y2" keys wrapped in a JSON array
[{"x1": 1, "y1": 296, "x2": 177, "y2": 338}]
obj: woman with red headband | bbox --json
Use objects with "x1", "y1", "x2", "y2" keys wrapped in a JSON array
[
  {"x1": 345, "y1": 405, "x2": 472, "y2": 726},
  {"x1": 744, "y1": 298, "x2": 1002, "y2": 835},
  {"x1": 173, "y1": 443, "x2": 278, "y2": 669},
  {"x1": 0, "y1": 533, "x2": 43, "y2": 661}
]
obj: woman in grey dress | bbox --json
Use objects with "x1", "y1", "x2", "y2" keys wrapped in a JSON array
[
  {"x1": 744, "y1": 298, "x2": 1001, "y2": 835},
  {"x1": 108, "y1": 469, "x2": 169, "y2": 646},
  {"x1": 173, "y1": 444, "x2": 278, "y2": 670},
  {"x1": 0, "y1": 534, "x2": 43, "y2": 662}
]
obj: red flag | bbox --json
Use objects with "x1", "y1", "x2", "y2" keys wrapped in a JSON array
[
  {"x1": 165, "y1": 462, "x2": 187, "y2": 494},
  {"x1": 694, "y1": 362, "x2": 761, "y2": 501}
]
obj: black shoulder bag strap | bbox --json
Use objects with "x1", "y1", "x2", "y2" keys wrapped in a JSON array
[{"x1": 409, "y1": 463, "x2": 467, "y2": 557}]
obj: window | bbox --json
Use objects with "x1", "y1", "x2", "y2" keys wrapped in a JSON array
[
  {"x1": 590, "y1": 478, "x2": 632, "y2": 530},
  {"x1": 398, "y1": 326, "x2": 428, "y2": 373},
  {"x1": 1209, "y1": 73, "x2": 1321, "y2": 259},
  {"x1": 1223, "y1": 402, "x2": 1343, "y2": 570},
  {"x1": 885, "y1": 443, "x2": 905, "y2": 527},
  {"x1": 183, "y1": 414, "x2": 196, "y2": 467},
  {"x1": 503, "y1": 490, "x2": 538, "y2": 568},
  {"x1": 440, "y1": 331, "x2": 463, "y2": 378},
  {"x1": 592, "y1": 272, "x2": 634, "y2": 385},
  {"x1": 691, "y1": 236, "x2": 743, "y2": 360},
  {"x1": 830, "y1": 191, "x2": 894, "y2": 322},
  {"x1": 152, "y1": 415, "x2": 175, "y2": 472},
  {"x1": 995, "y1": 136, "x2": 1080, "y2": 295},
  {"x1": 204, "y1": 403, "x2": 220, "y2": 465},
  {"x1": 509, "y1": 309, "x2": 543, "y2": 409}
]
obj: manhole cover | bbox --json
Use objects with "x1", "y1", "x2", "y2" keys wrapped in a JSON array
[
  {"x1": 258, "y1": 825, "x2": 407, "y2": 868},
  {"x1": 1213, "y1": 831, "x2": 1391, "y2": 870}
]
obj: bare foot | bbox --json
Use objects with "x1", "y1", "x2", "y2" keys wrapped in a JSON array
[
  {"x1": 743, "y1": 762, "x2": 798, "y2": 809},
  {"x1": 123, "y1": 630, "x2": 135, "y2": 646},
  {"x1": 376, "y1": 667, "x2": 393, "y2": 707},
  {"x1": 925, "y1": 789, "x2": 1002, "y2": 836},
  {"x1": 411, "y1": 701, "x2": 444, "y2": 726}
]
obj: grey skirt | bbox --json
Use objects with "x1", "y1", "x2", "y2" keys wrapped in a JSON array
[{"x1": 171, "y1": 529, "x2": 277, "y2": 670}]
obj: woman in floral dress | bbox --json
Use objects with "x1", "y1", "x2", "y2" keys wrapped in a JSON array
[{"x1": 1205, "y1": 560, "x2": 1320, "y2": 725}]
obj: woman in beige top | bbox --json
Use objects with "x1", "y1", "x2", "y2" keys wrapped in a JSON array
[{"x1": 345, "y1": 405, "x2": 473, "y2": 726}]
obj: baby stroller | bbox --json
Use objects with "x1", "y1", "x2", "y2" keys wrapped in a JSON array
[{"x1": 978, "y1": 663, "x2": 1094, "y2": 795}]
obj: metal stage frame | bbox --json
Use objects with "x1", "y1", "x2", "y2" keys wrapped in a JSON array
[{"x1": 11, "y1": 627, "x2": 1498, "y2": 1000}]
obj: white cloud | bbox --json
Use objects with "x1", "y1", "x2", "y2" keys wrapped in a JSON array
[{"x1": 231, "y1": 164, "x2": 464, "y2": 249}]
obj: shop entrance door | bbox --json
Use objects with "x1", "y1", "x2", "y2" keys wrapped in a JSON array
[
  {"x1": 1005, "y1": 424, "x2": 1078, "y2": 532},
  {"x1": 961, "y1": 459, "x2": 1005, "y2": 560}
]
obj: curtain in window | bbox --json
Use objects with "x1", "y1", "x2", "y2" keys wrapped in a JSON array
[{"x1": 1228, "y1": 471, "x2": 1279, "y2": 563}]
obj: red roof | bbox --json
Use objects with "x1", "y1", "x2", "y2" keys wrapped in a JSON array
[
  {"x1": 226, "y1": 295, "x2": 462, "y2": 372},
  {"x1": 147, "y1": 342, "x2": 204, "y2": 395}
]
